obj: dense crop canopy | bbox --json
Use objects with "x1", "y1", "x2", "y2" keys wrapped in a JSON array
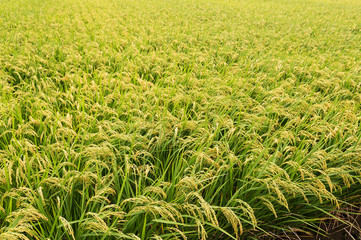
[{"x1": 0, "y1": 0, "x2": 361, "y2": 239}]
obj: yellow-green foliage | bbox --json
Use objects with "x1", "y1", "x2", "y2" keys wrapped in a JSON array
[{"x1": 0, "y1": 0, "x2": 361, "y2": 239}]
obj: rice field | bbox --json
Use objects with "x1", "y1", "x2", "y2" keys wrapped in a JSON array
[{"x1": 1, "y1": 0, "x2": 361, "y2": 239}]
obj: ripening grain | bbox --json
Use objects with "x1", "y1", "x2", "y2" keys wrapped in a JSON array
[{"x1": 0, "y1": 0, "x2": 361, "y2": 239}]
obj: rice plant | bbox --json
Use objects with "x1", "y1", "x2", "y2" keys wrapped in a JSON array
[{"x1": 0, "y1": 0, "x2": 361, "y2": 239}]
